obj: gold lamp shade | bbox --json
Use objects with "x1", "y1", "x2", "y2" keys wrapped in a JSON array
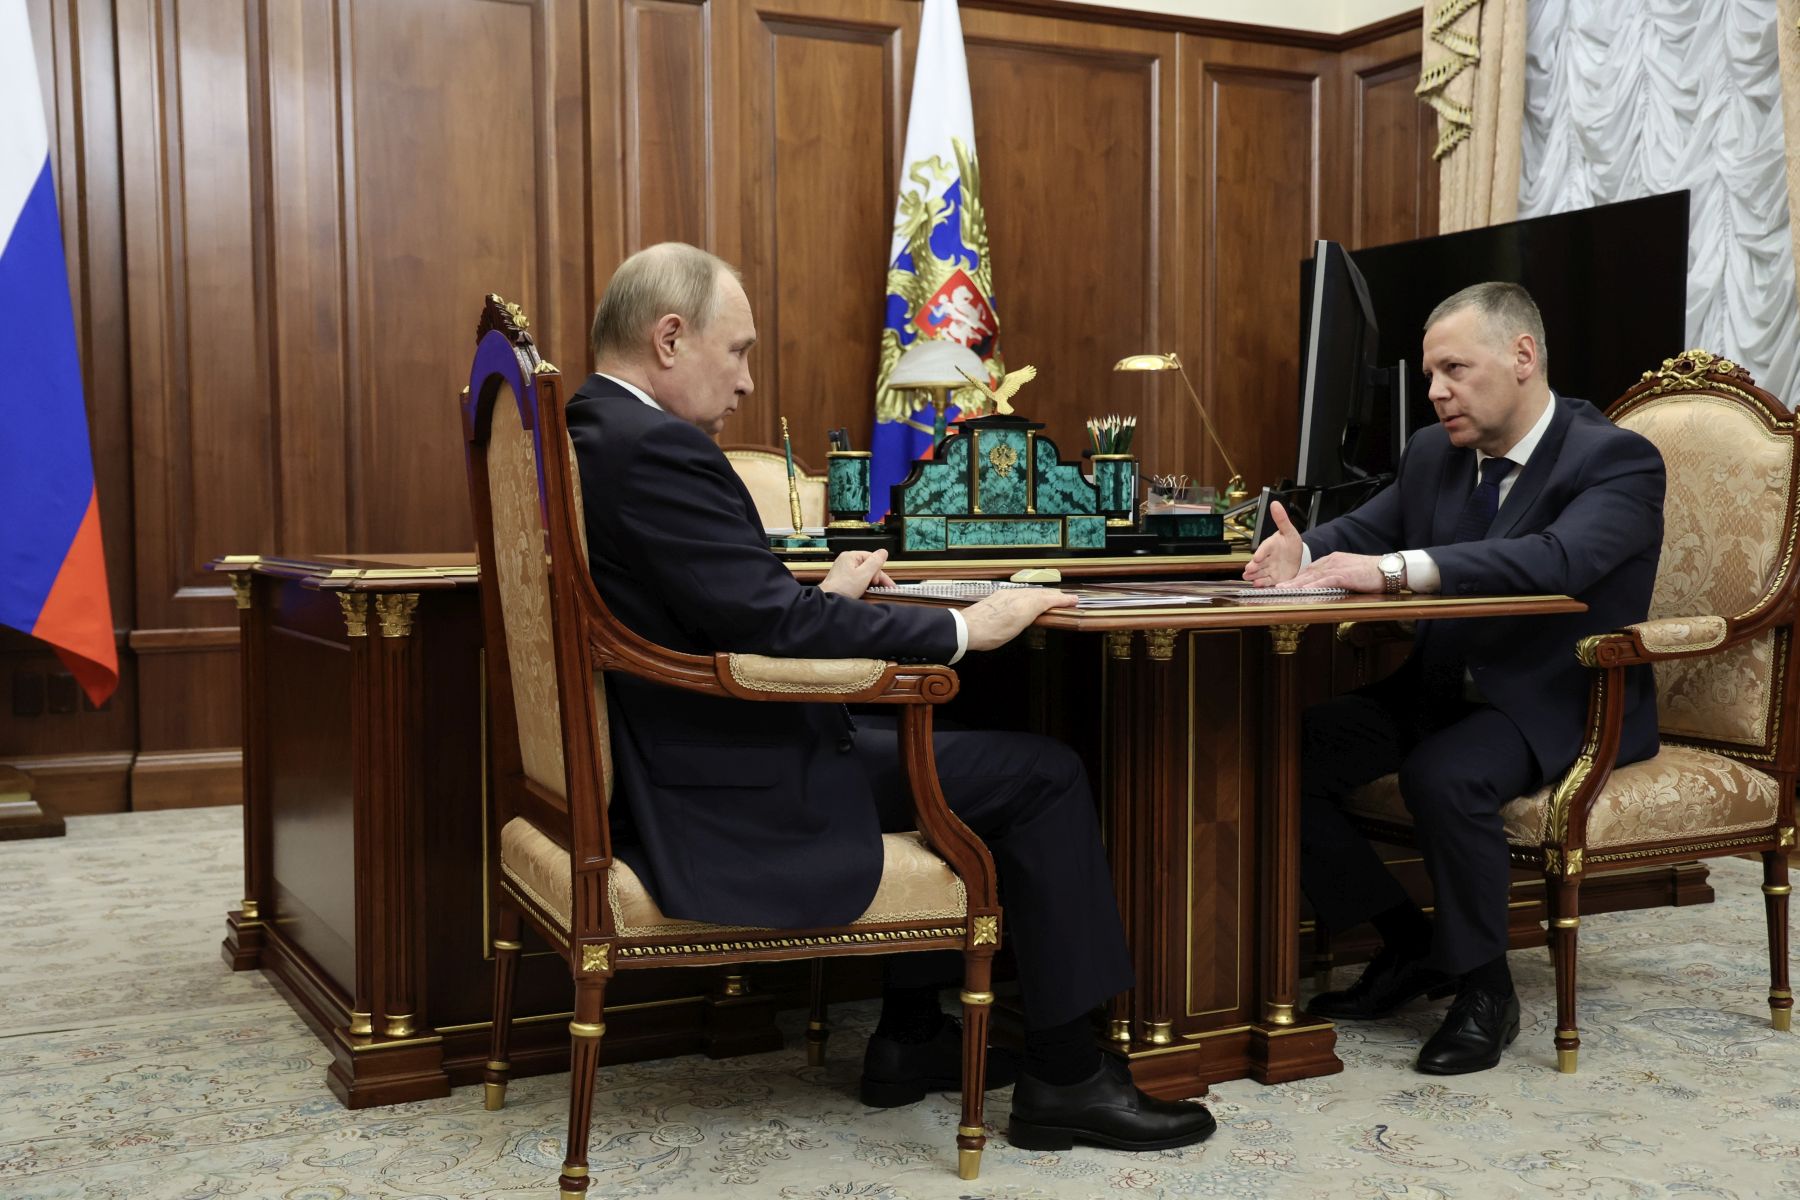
[
  {"x1": 1113, "y1": 352, "x2": 1182, "y2": 373},
  {"x1": 1114, "y1": 348, "x2": 1246, "y2": 504}
]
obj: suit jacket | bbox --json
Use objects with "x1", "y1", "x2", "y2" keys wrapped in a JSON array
[
  {"x1": 565, "y1": 374, "x2": 960, "y2": 928},
  {"x1": 1303, "y1": 392, "x2": 1665, "y2": 779}
]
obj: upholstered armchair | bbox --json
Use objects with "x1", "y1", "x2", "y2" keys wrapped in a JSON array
[
  {"x1": 722, "y1": 443, "x2": 829, "y2": 530},
  {"x1": 1334, "y1": 351, "x2": 1797, "y2": 1071},
  {"x1": 462, "y1": 296, "x2": 1003, "y2": 1196}
]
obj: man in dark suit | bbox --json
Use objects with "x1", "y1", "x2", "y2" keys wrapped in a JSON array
[
  {"x1": 1246, "y1": 282, "x2": 1664, "y2": 1074},
  {"x1": 566, "y1": 241, "x2": 1214, "y2": 1151}
]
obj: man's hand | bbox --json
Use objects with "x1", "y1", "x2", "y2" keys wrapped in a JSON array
[
  {"x1": 963, "y1": 588, "x2": 1078, "y2": 652},
  {"x1": 1285, "y1": 552, "x2": 1384, "y2": 593},
  {"x1": 1243, "y1": 501, "x2": 1304, "y2": 588},
  {"x1": 819, "y1": 549, "x2": 896, "y2": 599}
]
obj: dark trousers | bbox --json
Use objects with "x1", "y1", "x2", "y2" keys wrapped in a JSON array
[
  {"x1": 852, "y1": 715, "x2": 1135, "y2": 1030},
  {"x1": 1300, "y1": 690, "x2": 1541, "y2": 977}
]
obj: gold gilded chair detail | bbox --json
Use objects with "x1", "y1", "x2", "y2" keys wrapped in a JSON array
[
  {"x1": 1337, "y1": 351, "x2": 1798, "y2": 1071},
  {"x1": 462, "y1": 295, "x2": 1002, "y2": 1196}
]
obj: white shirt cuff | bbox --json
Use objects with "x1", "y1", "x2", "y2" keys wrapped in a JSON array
[
  {"x1": 948, "y1": 609, "x2": 968, "y2": 664},
  {"x1": 1300, "y1": 544, "x2": 1312, "y2": 570},
  {"x1": 1400, "y1": 549, "x2": 1441, "y2": 594}
]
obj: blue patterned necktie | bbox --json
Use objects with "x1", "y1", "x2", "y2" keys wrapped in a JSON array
[{"x1": 1451, "y1": 457, "x2": 1515, "y2": 543}]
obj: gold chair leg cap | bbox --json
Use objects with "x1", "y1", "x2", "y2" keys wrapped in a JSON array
[
  {"x1": 1556, "y1": 1047, "x2": 1578, "y2": 1073},
  {"x1": 958, "y1": 1147, "x2": 982, "y2": 1180},
  {"x1": 1773, "y1": 1007, "x2": 1792, "y2": 1032},
  {"x1": 483, "y1": 1082, "x2": 507, "y2": 1111}
]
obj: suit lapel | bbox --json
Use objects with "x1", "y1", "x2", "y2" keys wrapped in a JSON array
[
  {"x1": 1430, "y1": 445, "x2": 1475, "y2": 546},
  {"x1": 1486, "y1": 395, "x2": 1573, "y2": 541}
]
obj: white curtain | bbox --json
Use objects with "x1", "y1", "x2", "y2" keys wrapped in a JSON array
[{"x1": 1519, "y1": 0, "x2": 1800, "y2": 405}]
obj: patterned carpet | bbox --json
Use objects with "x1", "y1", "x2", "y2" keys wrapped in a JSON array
[{"x1": 2, "y1": 809, "x2": 1798, "y2": 1200}]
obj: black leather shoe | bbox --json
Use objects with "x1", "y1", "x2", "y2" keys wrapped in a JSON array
[
  {"x1": 1416, "y1": 986, "x2": 1520, "y2": 1075},
  {"x1": 1008, "y1": 1055, "x2": 1216, "y2": 1152},
  {"x1": 1307, "y1": 944, "x2": 1455, "y2": 1021},
  {"x1": 859, "y1": 1019, "x2": 1020, "y2": 1108}
]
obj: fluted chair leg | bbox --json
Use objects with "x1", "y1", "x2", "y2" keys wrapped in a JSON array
[
  {"x1": 485, "y1": 907, "x2": 523, "y2": 1110},
  {"x1": 562, "y1": 983, "x2": 607, "y2": 1198},
  {"x1": 806, "y1": 959, "x2": 830, "y2": 1067},
  {"x1": 1549, "y1": 875, "x2": 1583, "y2": 1073},
  {"x1": 956, "y1": 954, "x2": 994, "y2": 1181},
  {"x1": 1764, "y1": 850, "x2": 1792, "y2": 1031}
]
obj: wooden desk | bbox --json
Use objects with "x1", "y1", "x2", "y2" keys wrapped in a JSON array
[
  {"x1": 882, "y1": 590, "x2": 1669, "y2": 1094},
  {"x1": 216, "y1": 554, "x2": 1707, "y2": 1105}
]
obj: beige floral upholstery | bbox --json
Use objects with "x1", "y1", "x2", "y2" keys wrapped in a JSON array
[
  {"x1": 727, "y1": 654, "x2": 889, "y2": 694},
  {"x1": 500, "y1": 817, "x2": 967, "y2": 935},
  {"x1": 489, "y1": 398, "x2": 568, "y2": 798},
  {"x1": 1617, "y1": 396, "x2": 1793, "y2": 748},
  {"x1": 1347, "y1": 742, "x2": 1779, "y2": 850},
  {"x1": 725, "y1": 450, "x2": 828, "y2": 530},
  {"x1": 1625, "y1": 615, "x2": 1727, "y2": 654}
]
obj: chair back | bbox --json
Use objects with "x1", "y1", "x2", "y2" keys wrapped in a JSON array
[
  {"x1": 463, "y1": 296, "x2": 612, "y2": 882},
  {"x1": 1608, "y1": 351, "x2": 1800, "y2": 771},
  {"x1": 722, "y1": 444, "x2": 828, "y2": 529}
]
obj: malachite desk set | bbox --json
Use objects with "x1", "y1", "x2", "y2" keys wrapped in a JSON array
[{"x1": 772, "y1": 411, "x2": 1229, "y2": 561}]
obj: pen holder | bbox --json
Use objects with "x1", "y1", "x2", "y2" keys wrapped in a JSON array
[
  {"x1": 827, "y1": 450, "x2": 874, "y2": 527},
  {"x1": 1091, "y1": 454, "x2": 1138, "y2": 528}
]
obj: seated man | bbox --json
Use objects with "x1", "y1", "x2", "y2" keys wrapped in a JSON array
[
  {"x1": 1246, "y1": 282, "x2": 1665, "y2": 1074},
  {"x1": 566, "y1": 241, "x2": 1214, "y2": 1151}
]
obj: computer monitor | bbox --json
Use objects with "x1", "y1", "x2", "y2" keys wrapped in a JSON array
[
  {"x1": 1351, "y1": 192, "x2": 1689, "y2": 437},
  {"x1": 1294, "y1": 240, "x2": 1408, "y2": 524}
]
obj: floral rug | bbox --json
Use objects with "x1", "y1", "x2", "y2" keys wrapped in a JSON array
[{"x1": 2, "y1": 809, "x2": 1797, "y2": 1199}]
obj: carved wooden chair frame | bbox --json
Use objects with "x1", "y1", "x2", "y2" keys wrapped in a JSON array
[
  {"x1": 461, "y1": 296, "x2": 1003, "y2": 1196},
  {"x1": 1333, "y1": 351, "x2": 1797, "y2": 1072}
]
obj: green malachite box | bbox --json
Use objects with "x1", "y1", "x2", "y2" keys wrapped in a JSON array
[
  {"x1": 827, "y1": 451, "x2": 873, "y2": 525},
  {"x1": 878, "y1": 413, "x2": 1141, "y2": 558}
]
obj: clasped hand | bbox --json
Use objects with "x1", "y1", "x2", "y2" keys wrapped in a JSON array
[{"x1": 1242, "y1": 500, "x2": 1384, "y2": 592}]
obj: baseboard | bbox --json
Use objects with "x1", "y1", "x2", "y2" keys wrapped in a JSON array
[
  {"x1": 0, "y1": 752, "x2": 134, "y2": 815},
  {"x1": 130, "y1": 749, "x2": 243, "y2": 809}
]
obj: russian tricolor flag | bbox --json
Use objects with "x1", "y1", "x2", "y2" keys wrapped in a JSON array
[{"x1": 0, "y1": 3, "x2": 117, "y2": 706}]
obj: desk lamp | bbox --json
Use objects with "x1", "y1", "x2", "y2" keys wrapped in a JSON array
[
  {"x1": 1113, "y1": 351, "x2": 1249, "y2": 510},
  {"x1": 887, "y1": 338, "x2": 988, "y2": 444}
]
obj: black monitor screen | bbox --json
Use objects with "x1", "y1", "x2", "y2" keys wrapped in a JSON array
[{"x1": 1350, "y1": 192, "x2": 1690, "y2": 432}]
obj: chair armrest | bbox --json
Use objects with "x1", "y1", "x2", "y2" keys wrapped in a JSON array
[
  {"x1": 717, "y1": 653, "x2": 959, "y2": 705},
  {"x1": 1577, "y1": 614, "x2": 1728, "y2": 667}
]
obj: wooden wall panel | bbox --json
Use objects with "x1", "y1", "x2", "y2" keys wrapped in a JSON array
[
  {"x1": 1189, "y1": 42, "x2": 1332, "y2": 493},
  {"x1": 737, "y1": 3, "x2": 908, "y2": 454},
  {"x1": 962, "y1": 12, "x2": 1179, "y2": 477},
  {"x1": 345, "y1": 0, "x2": 537, "y2": 552},
  {"x1": 624, "y1": 0, "x2": 713, "y2": 251},
  {"x1": 1346, "y1": 30, "x2": 1437, "y2": 250},
  {"x1": 265, "y1": 0, "x2": 349, "y2": 554}
]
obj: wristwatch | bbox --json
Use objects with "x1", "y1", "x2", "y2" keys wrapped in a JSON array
[{"x1": 1378, "y1": 552, "x2": 1406, "y2": 595}]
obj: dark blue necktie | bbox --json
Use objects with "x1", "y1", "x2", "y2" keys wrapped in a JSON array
[{"x1": 1451, "y1": 457, "x2": 1515, "y2": 543}]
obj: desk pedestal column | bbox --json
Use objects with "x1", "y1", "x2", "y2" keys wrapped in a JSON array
[{"x1": 1099, "y1": 624, "x2": 1341, "y2": 1098}]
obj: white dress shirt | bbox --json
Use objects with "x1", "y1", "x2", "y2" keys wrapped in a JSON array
[{"x1": 597, "y1": 372, "x2": 969, "y2": 662}]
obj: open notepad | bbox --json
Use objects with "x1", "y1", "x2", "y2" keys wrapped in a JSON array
[{"x1": 864, "y1": 580, "x2": 1349, "y2": 608}]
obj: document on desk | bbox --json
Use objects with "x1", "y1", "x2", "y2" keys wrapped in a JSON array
[{"x1": 864, "y1": 580, "x2": 1349, "y2": 608}]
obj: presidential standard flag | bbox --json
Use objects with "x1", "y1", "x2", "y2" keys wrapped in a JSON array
[
  {"x1": 871, "y1": 0, "x2": 1004, "y2": 520},
  {"x1": 0, "y1": 2, "x2": 118, "y2": 705}
]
